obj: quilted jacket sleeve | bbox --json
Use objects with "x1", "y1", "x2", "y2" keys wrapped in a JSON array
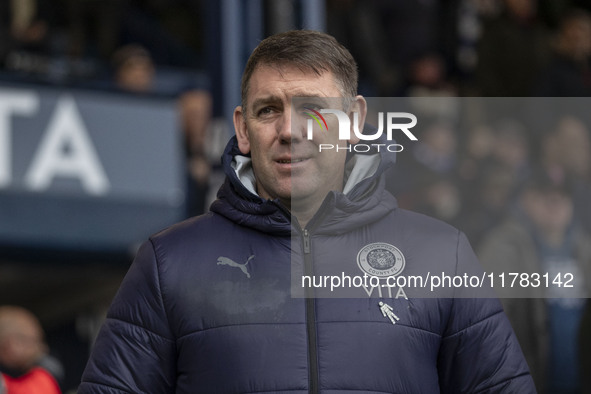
[
  {"x1": 78, "y1": 240, "x2": 176, "y2": 393},
  {"x1": 437, "y1": 232, "x2": 537, "y2": 393}
]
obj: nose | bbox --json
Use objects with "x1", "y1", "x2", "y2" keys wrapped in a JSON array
[{"x1": 278, "y1": 108, "x2": 305, "y2": 144}]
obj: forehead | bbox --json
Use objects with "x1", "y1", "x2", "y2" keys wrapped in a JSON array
[{"x1": 247, "y1": 64, "x2": 342, "y2": 103}]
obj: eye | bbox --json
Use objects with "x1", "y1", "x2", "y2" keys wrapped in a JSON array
[{"x1": 256, "y1": 106, "x2": 275, "y2": 117}]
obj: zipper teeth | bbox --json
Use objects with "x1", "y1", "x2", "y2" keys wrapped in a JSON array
[
  {"x1": 306, "y1": 298, "x2": 319, "y2": 393},
  {"x1": 272, "y1": 200, "x2": 320, "y2": 393},
  {"x1": 303, "y1": 229, "x2": 319, "y2": 394}
]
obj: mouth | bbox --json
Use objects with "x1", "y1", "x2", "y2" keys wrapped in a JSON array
[{"x1": 277, "y1": 158, "x2": 306, "y2": 164}]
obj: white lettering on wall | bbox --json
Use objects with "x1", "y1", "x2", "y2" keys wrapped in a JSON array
[
  {"x1": 24, "y1": 95, "x2": 110, "y2": 195},
  {"x1": 0, "y1": 90, "x2": 39, "y2": 187}
]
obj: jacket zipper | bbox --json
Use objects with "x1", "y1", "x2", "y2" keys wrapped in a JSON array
[
  {"x1": 302, "y1": 229, "x2": 319, "y2": 394},
  {"x1": 270, "y1": 200, "x2": 322, "y2": 393}
]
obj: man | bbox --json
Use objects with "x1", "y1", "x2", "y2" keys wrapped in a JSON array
[
  {"x1": 479, "y1": 172, "x2": 591, "y2": 392},
  {"x1": 535, "y1": 8, "x2": 591, "y2": 96},
  {"x1": 79, "y1": 30, "x2": 535, "y2": 393},
  {"x1": 0, "y1": 306, "x2": 61, "y2": 394},
  {"x1": 111, "y1": 44, "x2": 155, "y2": 93}
]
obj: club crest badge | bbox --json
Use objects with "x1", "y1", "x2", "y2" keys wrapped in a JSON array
[{"x1": 357, "y1": 243, "x2": 405, "y2": 278}]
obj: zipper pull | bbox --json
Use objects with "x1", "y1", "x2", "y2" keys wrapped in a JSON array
[{"x1": 303, "y1": 229, "x2": 311, "y2": 254}]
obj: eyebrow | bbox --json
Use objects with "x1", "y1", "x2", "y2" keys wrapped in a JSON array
[
  {"x1": 250, "y1": 95, "x2": 282, "y2": 112},
  {"x1": 250, "y1": 94, "x2": 333, "y2": 110}
]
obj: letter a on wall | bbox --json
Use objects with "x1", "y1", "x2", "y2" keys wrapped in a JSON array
[{"x1": 24, "y1": 95, "x2": 110, "y2": 195}]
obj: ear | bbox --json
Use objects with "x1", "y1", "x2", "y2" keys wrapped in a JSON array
[
  {"x1": 348, "y1": 95, "x2": 367, "y2": 145},
  {"x1": 233, "y1": 106, "x2": 250, "y2": 154}
]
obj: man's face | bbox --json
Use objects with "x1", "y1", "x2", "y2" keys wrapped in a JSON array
[
  {"x1": 523, "y1": 190, "x2": 573, "y2": 234},
  {"x1": 234, "y1": 64, "x2": 363, "y2": 209}
]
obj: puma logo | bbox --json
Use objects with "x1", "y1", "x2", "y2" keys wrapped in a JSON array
[{"x1": 217, "y1": 255, "x2": 255, "y2": 278}]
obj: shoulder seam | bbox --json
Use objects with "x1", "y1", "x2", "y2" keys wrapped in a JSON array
[
  {"x1": 104, "y1": 316, "x2": 175, "y2": 342},
  {"x1": 442, "y1": 309, "x2": 504, "y2": 339},
  {"x1": 80, "y1": 380, "x2": 137, "y2": 393},
  {"x1": 148, "y1": 238, "x2": 176, "y2": 339},
  {"x1": 473, "y1": 372, "x2": 532, "y2": 393}
]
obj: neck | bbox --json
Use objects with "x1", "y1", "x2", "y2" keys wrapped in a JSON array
[{"x1": 282, "y1": 196, "x2": 326, "y2": 229}]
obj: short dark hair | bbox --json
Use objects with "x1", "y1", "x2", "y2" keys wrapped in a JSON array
[
  {"x1": 240, "y1": 30, "x2": 358, "y2": 110},
  {"x1": 111, "y1": 44, "x2": 153, "y2": 71}
]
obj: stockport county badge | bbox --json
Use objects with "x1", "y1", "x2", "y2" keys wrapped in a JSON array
[{"x1": 357, "y1": 243, "x2": 405, "y2": 277}]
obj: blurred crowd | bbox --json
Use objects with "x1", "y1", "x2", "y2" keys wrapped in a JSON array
[
  {"x1": 2, "y1": 0, "x2": 590, "y2": 215},
  {"x1": 2, "y1": 0, "x2": 591, "y2": 217},
  {"x1": 384, "y1": 96, "x2": 591, "y2": 391},
  {"x1": 0, "y1": 0, "x2": 589, "y2": 96},
  {"x1": 328, "y1": 0, "x2": 591, "y2": 97},
  {"x1": 0, "y1": 0, "x2": 204, "y2": 87},
  {"x1": 1, "y1": 0, "x2": 591, "y2": 393},
  {"x1": 329, "y1": 4, "x2": 591, "y2": 391}
]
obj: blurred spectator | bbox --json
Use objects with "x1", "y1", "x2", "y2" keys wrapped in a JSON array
[
  {"x1": 0, "y1": 306, "x2": 62, "y2": 394},
  {"x1": 179, "y1": 88, "x2": 228, "y2": 216},
  {"x1": 478, "y1": 171, "x2": 591, "y2": 393},
  {"x1": 541, "y1": 115, "x2": 591, "y2": 233},
  {"x1": 503, "y1": 118, "x2": 531, "y2": 156},
  {"x1": 404, "y1": 53, "x2": 458, "y2": 98},
  {"x1": 403, "y1": 53, "x2": 461, "y2": 129},
  {"x1": 535, "y1": 8, "x2": 591, "y2": 96},
  {"x1": 387, "y1": 118, "x2": 462, "y2": 224},
  {"x1": 0, "y1": 0, "x2": 51, "y2": 51},
  {"x1": 326, "y1": 0, "x2": 449, "y2": 96},
  {"x1": 119, "y1": 0, "x2": 202, "y2": 68},
  {"x1": 0, "y1": 0, "x2": 54, "y2": 70},
  {"x1": 487, "y1": 118, "x2": 531, "y2": 184},
  {"x1": 581, "y1": 299, "x2": 591, "y2": 394},
  {"x1": 450, "y1": 0, "x2": 500, "y2": 90},
  {"x1": 65, "y1": 0, "x2": 126, "y2": 61},
  {"x1": 326, "y1": 0, "x2": 400, "y2": 96},
  {"x1": 476, "y1": 0, "x2": 551, "y2": 96},
  {"x1": 111, "y1": 44, "x2": 155, "y2": 93},
  {"x1": 542, "y1": 116, "x2": 590, "y2": 181},
  {"x1": 458, "y1": 123, "x2": 496, "y2": 183},
  {"x1": 458, "y1": 119, "x2": 531, "y2": 244}
]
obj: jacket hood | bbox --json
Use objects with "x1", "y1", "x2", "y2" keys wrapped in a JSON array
[{"x1": 210, "y1": 130, "x2": 398, "y2": 235}]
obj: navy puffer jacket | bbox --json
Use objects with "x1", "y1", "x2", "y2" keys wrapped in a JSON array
[{"x1": 79, "y1": 136, "x2": 536, "y2": 393}]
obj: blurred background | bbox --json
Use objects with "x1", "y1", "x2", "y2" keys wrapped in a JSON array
[{"x1": 0, "y1": 0, "x2": 590, "y2": 392}]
